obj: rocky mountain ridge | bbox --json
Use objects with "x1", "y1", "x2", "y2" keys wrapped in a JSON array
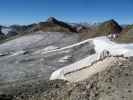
[{"x1": 0, "y1": 18, "x2": 126, "y2": 42}]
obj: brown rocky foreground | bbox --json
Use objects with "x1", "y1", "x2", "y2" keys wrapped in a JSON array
[{"x1": 0, "y1": 56, "x2": 133, "y2": 100}]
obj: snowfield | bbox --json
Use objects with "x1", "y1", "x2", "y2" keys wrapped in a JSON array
[
  {"x1": 1, "y1": 33, "x2": 133, "y2": 83},
  {"x1": 50, "y1": 36, "x2": 133, "y2": 81},
  {"x1": 0, "y1": 31, "x2": 79, "y2": 53},
  {"x1": 0, "y1": 32, "x2": 95, "y2": 83},
  {"x1": 93, "y1": 36, "x2": 133, "y2": 57}
]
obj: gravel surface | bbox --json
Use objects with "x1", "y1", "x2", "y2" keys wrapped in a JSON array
[{"x1": 0, "y1": 57, "x2": 133, "y2": 100}]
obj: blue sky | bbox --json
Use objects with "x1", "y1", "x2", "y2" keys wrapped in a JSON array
[{"x1": 0, "y1": 0, "x2": 132, "y2": 25}]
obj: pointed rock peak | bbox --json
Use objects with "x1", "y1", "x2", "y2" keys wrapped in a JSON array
[
  {"x1": 97, "y1": 19, "x2": 122, "y2": 34},
  {"x1": 47, "y1": 17, "x2": 58, "y2": 23},
  {"x1": 109, "y1": 19, "x2": 116, "y2": 22},
  {"x1": 104, "y1": 19, "x2": 120, "y2": 25}
]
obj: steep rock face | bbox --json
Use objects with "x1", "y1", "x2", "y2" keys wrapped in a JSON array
[
  {"x1": 97, "y1": 19, "x2": 122, "y2": 35},
  {"x1": 28, "y1": 17, "x2": 77, "y2": 33}
]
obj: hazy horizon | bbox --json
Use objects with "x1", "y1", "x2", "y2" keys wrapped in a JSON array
[{"x1": 0, "y1": 0, "x2": 132, "y2": 25}]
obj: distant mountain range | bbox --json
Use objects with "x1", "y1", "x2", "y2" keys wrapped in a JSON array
[{"x1": 0, "y1": 17, "x2": 133, "y2": 42}]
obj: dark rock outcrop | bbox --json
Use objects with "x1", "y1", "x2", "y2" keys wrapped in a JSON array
[
  {"x1": 97, "y1": 19, "x2": 122, "y2": 35},
  {"x1": 9, "y1": 25, "x2": 28, "y2": 34},
  {"x1": 0, "y1": 26, "x2": 6, "y2": 40},
  {"x1": 28, "y1": 17, "x2": 77, "y2": 33}
]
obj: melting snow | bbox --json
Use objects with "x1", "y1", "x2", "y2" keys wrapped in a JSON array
[
  {"x1": 50, "y1": 36, "x2": 133, "y2": 80},
  {"x1": 93, "y1": 36, "x2": 133, "y2": 57}
]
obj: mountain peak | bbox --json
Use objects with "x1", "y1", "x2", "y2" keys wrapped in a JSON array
[
  {"x1": 47, "y1": 17, "x2": 58, "y2": 23},
  {"x1": 106, "y1": 19, "x2": 119, "y2": 25},
  {"x1": 97, "y1": 19, "x2": 122, "y2": 34}
]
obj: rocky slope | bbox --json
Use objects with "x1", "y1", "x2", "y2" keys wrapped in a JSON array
[
  {"x1": 41, "y1": 57, "x2": 133, "y2": 100},
  {"x1": 116, "y1": 25, "x2": 133, "y2": 43},
  {"x1": 96, "y1": 19, "x2": 122, "y2": 35},
  {"x1": 27, "y1": 17, "x2": 77, "y2": 33},
  {"x1": 2, "y1": 18, "x2": 132, "y2": 45},
  {"x1": 0, "y1": 17, "x2": 77, "y2": 43},
  {"x1": 0, "y1": 56, "x2": 133, "y2": 100},
  {"x1": 0, "y1": 18, "x2": 124, "y2": 43}
]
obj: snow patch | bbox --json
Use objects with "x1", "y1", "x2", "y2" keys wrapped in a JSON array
[
  {"x1": 50, "y1": 54, "x2": 98, "y2": 80},
  {"x1": 93, "y1": 36, "x2": 133, "y2": 57},
  {"x1": 50, "y1": 36, "x2": 133, "y2": 81},
  {"x1": 0, "y1": 34, "x2": 45, "y2": 51}
]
